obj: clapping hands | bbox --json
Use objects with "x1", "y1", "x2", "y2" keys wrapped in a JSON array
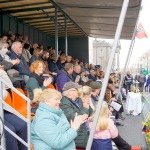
[
  {"x1": 43, "y1": 77, "x2": 52, "y2": 87},
  {"x1": 83, "y1": 96, "x2": 91, "y2": 109},
  {"x1": 0, "y1": 65, "x2": 4, "y2": 70},
  {"x1": 70, "y1": 113, "x2": 88, "y2": 131},
  {"x1": 11, "y1": 58, "x2": 20, "y2": 65}
]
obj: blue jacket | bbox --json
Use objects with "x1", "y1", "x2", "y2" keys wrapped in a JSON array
[
  {"x1": 56, "y1": 70, "x2": 72, "y2": 92},
  {"x1": 48, "y1": 60, "x2": 59, "y2": 73},
  {"x1": 88, "y1": 74, "x2": 97, "y2": 81},
  {"x1": 56, "y1": 60, "x2": 65, "y2": 70},
  {"x1": 146, "y1": 76, "x2": 150, "y2": 86},
  {"x1": 29, "y1": 56, "x2": 39, "y2": 66},
  {"x1": 8, "y1": 50, "x2": 30, "y2": 76},
  {"x1": 31, "y1": 102, "x2": 77, "y2": 150}
]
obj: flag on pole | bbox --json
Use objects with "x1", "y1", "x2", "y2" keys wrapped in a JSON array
[
  {"x1": 136, "y1": 22, "x2": 148, "y2": 39},
  {"x1": 143, "y1": 67, "x2": 148, "y2": 76}
]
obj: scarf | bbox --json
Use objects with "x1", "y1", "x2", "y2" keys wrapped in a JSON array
[{"x1": 30, "y1": 72, "x2": 43, "y2": 87}]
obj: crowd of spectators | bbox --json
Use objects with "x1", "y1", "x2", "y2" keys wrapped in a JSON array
[{"x1": 0, "y1": 32, "x2": 141, "y2": 150}]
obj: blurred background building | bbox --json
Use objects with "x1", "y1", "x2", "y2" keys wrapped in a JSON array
[
  {"x1": 92, "y1": 39, "x2": 121, "y2": 71},
  {"x1": 136, "y1": 50, "x2": 150, "y2": 73}
]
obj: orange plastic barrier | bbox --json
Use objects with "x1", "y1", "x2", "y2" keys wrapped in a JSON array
[
  {"x1": 4, "y1": 92, "x2": 13, "y2": 107},
  {"x1": 11, "y1": 88, "x2": 27, "y2": 118},
  {"x1": 48, "y1": 84, "x2": 55, "y2": 89}
]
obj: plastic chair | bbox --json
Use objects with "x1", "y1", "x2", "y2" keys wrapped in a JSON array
[
  {"x1": 48, "y1": 84, "x2": 55, "y2": 89},
  {"x1": 4, "y1": 92, "x2": 14, "y2": 107},
  {"x1": 55, "y1": 83, "x2": 58, "y2": 90},
  {"x1": 76, "y1": 148, "x2": 85, "y2": 150},
  {"x1": 31, "y1": 143, "x2": 34, "y2": 150},
  {"x1": 11, "y1": 88, "x2": 27, "y2": 118}
]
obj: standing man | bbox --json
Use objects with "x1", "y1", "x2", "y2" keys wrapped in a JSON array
[
  {"x1": 124, "y1": 71, "x2": 133, "y2": 94},
  {"x1": 137, "y1": 71, "x2": 146, "y2": 92}
]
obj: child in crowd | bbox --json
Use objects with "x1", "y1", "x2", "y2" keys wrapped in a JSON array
[
  {"x1": 88, "y1": 101, "x2": 141, "y2": 150},
  {"x1": 89, "y1": 101, "x2": 118, "y2": 150}
]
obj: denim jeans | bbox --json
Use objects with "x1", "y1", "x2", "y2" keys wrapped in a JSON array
[{"x1": 4, "y1": 111, "x2": 27, "y2": 150}]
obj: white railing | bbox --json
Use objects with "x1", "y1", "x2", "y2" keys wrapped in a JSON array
[{"x1": 0, "y1": 77, "x2": 31, "y2": 150}]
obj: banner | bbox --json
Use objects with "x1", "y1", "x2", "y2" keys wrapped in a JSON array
[{"x1": 136, "y1": 22, "x2": 148, "y2": 39}]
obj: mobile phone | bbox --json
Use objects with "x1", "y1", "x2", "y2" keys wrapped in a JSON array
[{"x1": 76, "y1": 75, "x2": 80, "y2": 80}]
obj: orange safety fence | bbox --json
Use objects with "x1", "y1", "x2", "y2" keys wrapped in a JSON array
[{"x1": 11, "y1": 88, "x2": 27, "y2": 118}]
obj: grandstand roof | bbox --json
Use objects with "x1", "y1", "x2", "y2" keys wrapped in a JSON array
[{"x1": 0, "y1": 0, "x2": 142, "y2": 39}]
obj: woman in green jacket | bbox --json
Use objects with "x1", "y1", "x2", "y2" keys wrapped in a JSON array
[
  {"x1": 31, "y1": 88, "x2": 85, "y2": 150},
  {"x1": 26, "y1": 60, "x2": 52, "y2": 100}
]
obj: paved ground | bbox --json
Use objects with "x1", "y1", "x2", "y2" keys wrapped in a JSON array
[{"x1": 117, "y1": 100, "x2": 147, "y2": 150}]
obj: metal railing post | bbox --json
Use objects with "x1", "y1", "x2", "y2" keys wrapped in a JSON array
[
  {"x1": 65, "y1": 16, "x2": 68, "y2": 56},
  {"x1": 86, "y1": 0, "x2": 129, "y2": 149},
  {"x1": 0, "y1": 78, "x2": 31, "y2": 149},
  {"x1": 0, "y1": 81, "x2": 6, "y2": 149},
  {"x1": 55, "y1": 7, "x2": 58, "y2": 59}
]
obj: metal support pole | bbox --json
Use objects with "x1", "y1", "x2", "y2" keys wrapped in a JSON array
[
  {"x1": 55, "y1": 7, "x2": 58, "y2": 59},
  {"x1": 0, "y1": 11, "x2": 3, "y2": 35},
  {"x1": 65, "y1": 16, "x2": 68, "y2": 56},
  {"x1": 16, "y1": 19, "x2": 19, "y2": 34},
  {"x1": 0, "y1": 81, "x2": 6, "y2": 149},
  {"x1": 117, "y1": 52, "x2": 120, "y2": 70},
  {"x1": 117, "y1": 1, "x2": 142, "y2": 98},
  {"x1": 117, "y1": 39, "x2": 135, "y2": 98},
  {"x1": 23, "y1": 23, "x2": 24, "y2": 36},
  {"x1": 86, "y1": 0, "x2": 129, "y2": 149},
  {"x1": 8, "y1": 16, "x2": 11, "y2": 31}
]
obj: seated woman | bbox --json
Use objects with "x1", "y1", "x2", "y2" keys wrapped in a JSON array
[
  {"x1": 89, "y1": 102, "x2": 139, "y2": 150},
  {"x1": 78, "y1": 85, "x2": 92, "y2": 113},
  {"x1": 26, "y1": 60, "x2": 52, "y2": 100},
  {"x1": 107, "y1": 79, "x2": 125, "y2": 121},
  {"x1": 22, "y1": 43, "x2": 31, "y2": 65},
  {"x1": 31, "y1": 88, "x2": 85, "y2": 150},
  {"x1": 29, "y1": 47, "x2": 43, "y2": 66}
]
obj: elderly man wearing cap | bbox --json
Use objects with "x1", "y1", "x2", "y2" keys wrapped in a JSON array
[{"x1": 60, "y1": 81, "x2": 93, "y2": 149}]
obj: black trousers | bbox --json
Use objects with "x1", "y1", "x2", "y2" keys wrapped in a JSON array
[{"x1": 113, "y1": 134, "x2": 131, "y2": 150}]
